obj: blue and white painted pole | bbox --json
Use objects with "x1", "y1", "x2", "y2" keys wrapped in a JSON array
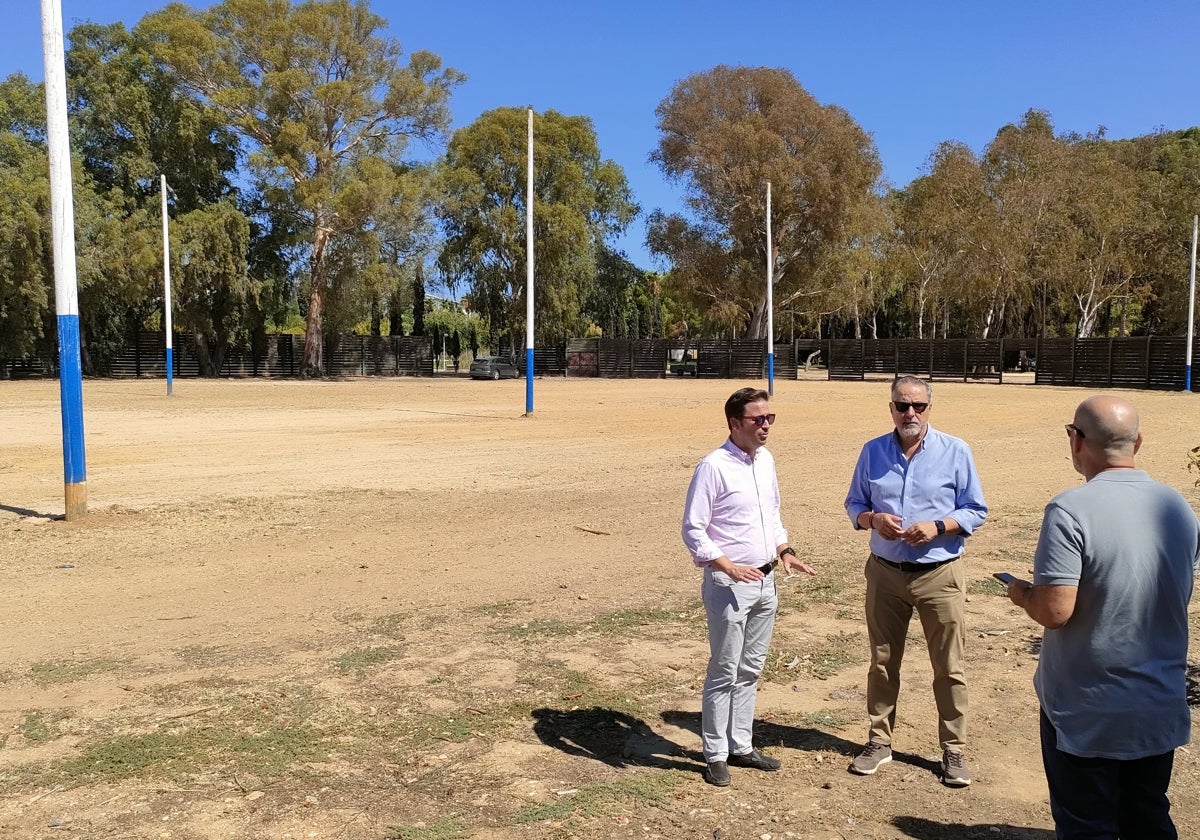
[
  {"x1": 525, "y1": 108, "x2": 535, "y2": 415},
  {"x1": 41, "y1": 0, "x2": 86, "y2": 519},
  {"x1": 1186, "y1": 214, "x2": 1197, "y2": 393},
  {"x1": 765, "y1": 181, "x2": 774, "y2": 396},
  {"x1": 161, "y1": 175, "x2": 174, "y2": 395}
]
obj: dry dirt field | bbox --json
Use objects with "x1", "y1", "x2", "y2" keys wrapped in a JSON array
[{"x1": 1, "y1": 375, "x2": 1197, "y2": 840}]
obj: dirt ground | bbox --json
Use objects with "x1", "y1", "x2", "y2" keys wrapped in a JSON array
[{"x1": 0, "y1": 375, "x2": 1197, "y2": 840}]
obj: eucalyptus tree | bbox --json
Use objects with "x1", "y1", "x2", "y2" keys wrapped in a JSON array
[
  {"x1": 972, "y1": 110, "x2": 1071, "y2": 338},
  {"x1": 66, "y1": 20, "x2": 256, "y2": 373},
  {"x1": 438, "y1": 107, "x2": 637, "y2": 347},
  {"x1": 648, "y1": 65, "x2": 881, "y2": 339},
  {"x1": 142, "y1": 0, "x2": 463, "y2": 376},
  {"x1": 0, "y1": 74, "x2": 51, "y2": 364},
  {"x1": 1049, "y1": 141, "x2": 1149, "y2": 338},
  {"x1": 169, "y1": 201, "x2": 254, "y2": 374}
]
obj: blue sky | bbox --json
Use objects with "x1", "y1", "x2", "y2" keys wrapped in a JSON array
[{"x1": 5, "y1": 1, "x2": 1199, "y2": 270}]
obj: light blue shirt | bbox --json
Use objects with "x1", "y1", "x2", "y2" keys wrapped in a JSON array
[{"x1": 844, "y1": 426, "x2": 988, "y2": 564}]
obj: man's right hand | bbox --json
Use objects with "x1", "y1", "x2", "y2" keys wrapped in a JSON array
[
  {"x1": 711, "y1": 558, "x2": 764, "y2": 582},
  {"x1": 872, "y1": 512, "x2": 905, "y2": 541}
]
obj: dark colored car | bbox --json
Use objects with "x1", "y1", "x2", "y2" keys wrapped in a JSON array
[{"x1": 469, "y1": 355, "x2": 520, "y2": 380}]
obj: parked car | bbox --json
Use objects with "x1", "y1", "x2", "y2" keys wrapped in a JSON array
[{"x1": 469, "y1": 355, "x2": 520, "y2": 380}]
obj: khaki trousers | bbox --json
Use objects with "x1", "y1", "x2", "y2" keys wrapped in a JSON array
[{"x1": 864, "y1": 554, "x2": 967, "y2": 750}]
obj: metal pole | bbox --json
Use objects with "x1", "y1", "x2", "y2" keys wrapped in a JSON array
[
  {"x1": 766, "y1": 181, "x2": 774, "y2": 395},
  {"x1": 161, "y1": 175, "x2": 174, "y2": 395},
  {"x1": 1186, "y1": 214, "x2": 1197, "y2": 392},
  {"x1": 41, "y1": 0, "x2": 86, "y2": 519},
  {"x1": 525, "y1": 108, "x2": 534, "y2": 414}
]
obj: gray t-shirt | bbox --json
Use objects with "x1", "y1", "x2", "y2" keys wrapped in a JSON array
[{"x1": 1033, "y1": 469, "x2": 1199, "y2": 759}]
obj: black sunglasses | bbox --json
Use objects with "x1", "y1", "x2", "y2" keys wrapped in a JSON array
[
  {"x1": 1065, "y1": 423, "x2": 1085, "y2": 439},
  {"x1": 742, "y1": 413, "x2": 776, "y2": 427},
  {"x1": 890, "y1": 401, "x2": 929, "y2": 414}
]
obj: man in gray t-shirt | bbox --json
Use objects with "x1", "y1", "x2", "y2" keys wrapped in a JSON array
[{"x1": 1006, "y1": 395, "x2": 1199, "y2": 839}]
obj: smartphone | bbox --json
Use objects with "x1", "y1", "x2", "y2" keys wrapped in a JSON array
[{"x1": 992, "y1": 572, "x2": 1016, "y2": 585}]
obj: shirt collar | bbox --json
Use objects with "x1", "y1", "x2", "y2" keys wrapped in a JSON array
[{"x1": 722, "y1": 437, "x2": 759, "y2": 463}]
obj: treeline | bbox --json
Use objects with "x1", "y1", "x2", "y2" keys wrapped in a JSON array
[{"x1": 1, "y1": 3, "x2": 1197, "y2": 377}]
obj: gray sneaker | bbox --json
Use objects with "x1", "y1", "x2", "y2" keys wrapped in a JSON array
[
  {"x1": 941, "y1": 749, "x2": 971, "y2": 787},
  {"x1": 849, "y1": 741, "x2": 892, "y2": 775}
]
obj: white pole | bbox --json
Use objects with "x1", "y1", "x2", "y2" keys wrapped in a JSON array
[
  {"x1": 1186, "y1": 214, "x2": 1197, "y2": 392},
  {"x1": 41, "y1": 0, "x2": 87, "y2": 519},
  {"x1": 161, "y1": 175, "x2": 174, "y2": 395},
  {"x1": 525, "y1": 108, "x2": 534, "y2": 414},
  {"x1": 766, "y1": 181, "x2": 774, "y2": 395}
]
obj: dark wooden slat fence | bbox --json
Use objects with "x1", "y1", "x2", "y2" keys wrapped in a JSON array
[{"x1": 5, "y1": 334, "x2": 1199, "y2": 391}]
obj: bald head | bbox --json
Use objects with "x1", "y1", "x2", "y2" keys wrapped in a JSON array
[{"x1": 1073, "y1": 395, "x2": 1141, "y2": 467}]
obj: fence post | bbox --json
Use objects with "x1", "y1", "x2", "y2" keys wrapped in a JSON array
[
  {"x1": 1145, "y1": 335, "x2": 1152, "y2": 390},
  {"x1": 1070, "y1": 338, "x2": 1077, "y2": 386},
  {"x1": 962, "y1": 339, "x2": 968, "y2": 382},
  {"x1": 998, "y1": 338, "x2": 1005, "y2": 385},
  {"x1": 1107, "y1": 337, "x2": 1114, "y2": 387}
]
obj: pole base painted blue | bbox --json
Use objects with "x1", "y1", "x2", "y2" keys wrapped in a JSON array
[
  {"x1": 767, "y1": 352, "x2": 775, "y2": 396},
  {"x1": 525, "y1": 348, "x2": 535, "y2": 414},
  {"x1": 57, "y1": 313, "x2": 87, "y2": 518},
  {"x1": 1186, "y1": 364, "x2": 1192, "y2": 393},
  {"x1": 166, "y1": 347, "x2": 174, "y2": 395}
]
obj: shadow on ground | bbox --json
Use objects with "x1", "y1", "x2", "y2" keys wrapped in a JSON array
[
  {"x1": 892, "y1": 816, "x2": 1054, "y2": 839},
  {"x1": 531, "y1": 707, "x2": 701, "y2": 774}
]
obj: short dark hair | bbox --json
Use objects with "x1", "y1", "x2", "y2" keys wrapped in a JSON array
[{"x1": 725, "y1": 387, "x2": 769, "y2": 421}]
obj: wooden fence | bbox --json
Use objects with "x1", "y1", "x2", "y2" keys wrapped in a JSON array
[{"x1": 4, "y1": 334, "x2": 1200, "y2": 392}]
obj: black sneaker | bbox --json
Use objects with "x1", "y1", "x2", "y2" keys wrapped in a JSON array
[
  {"x1": 849, "y1": 741, "x2": 893, "y2": 775},
  {"x1": 727, "y1": 748, "x2": 782, "y2": 771},
  {"x1": 705, "y1": 760, "x2": 731, "y2": 786}
]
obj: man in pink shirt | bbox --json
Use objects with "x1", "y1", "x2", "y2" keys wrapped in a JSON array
[{"x1": 682, "y1": 387, "x2": 816, "y2": 786}]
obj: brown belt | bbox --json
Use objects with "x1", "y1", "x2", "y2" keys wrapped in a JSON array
[{"x1": 872, "y1": 553, "x2": 958, "y2": 573}]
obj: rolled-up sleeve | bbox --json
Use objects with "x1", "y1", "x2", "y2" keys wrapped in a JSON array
[
  {"x1": 950, "y1": 445, "x2": 988, "y2": 535},
  {"x1": 844, "y1": 446, "x2": 872, "y2": 529}
]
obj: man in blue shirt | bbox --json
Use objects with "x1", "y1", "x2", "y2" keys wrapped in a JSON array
[
  {"x1": 1005, "y1": 395, "x2": 1198, "y2": 838},
  {"x1": 844, "y1": 376, "x2": 988, "y2": 786}
]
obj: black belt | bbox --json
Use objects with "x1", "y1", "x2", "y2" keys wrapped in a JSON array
[
  {"x1": 756, "y1": 558, "x2": 779, "y2": 576},
  {"x1": 872, "y1": 553, "x2": 958, "y2": 573}
]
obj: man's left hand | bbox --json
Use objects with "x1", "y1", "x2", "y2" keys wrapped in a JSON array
[
  {"x1": 782, "y1": 556, "x2": 817, "y2": 577},
  {"x1": 901, "y1": 521, "x2": 939, "y2": 545}
]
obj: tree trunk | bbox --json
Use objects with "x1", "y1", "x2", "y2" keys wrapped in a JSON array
[
  {"x1": 301, "y1": 227, "x2": 331, "y2": 378},
  {"x1": 412, "y1": 263, "x2": 426, "y2": 336}
]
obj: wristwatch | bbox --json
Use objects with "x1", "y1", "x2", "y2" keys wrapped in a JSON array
[
  {"x1": 934, "y1": 520, "x2": 946, "y2": 536},
  {"x1": 780, "y1": 547, "x2": 797, "y2": 560}
]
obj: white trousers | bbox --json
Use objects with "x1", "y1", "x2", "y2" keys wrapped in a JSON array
[{"x1": 700, "y1": 569, "x2": 778, "y2": 762}]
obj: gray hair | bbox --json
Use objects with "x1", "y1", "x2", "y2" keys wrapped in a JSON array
[{"x1": 891, "y1": 375, "x2": 932, "y2": 401}]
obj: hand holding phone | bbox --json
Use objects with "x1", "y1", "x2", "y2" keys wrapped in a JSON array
[{"x1": 993, "y1": 572, "x2": 1017, "y2": 585}]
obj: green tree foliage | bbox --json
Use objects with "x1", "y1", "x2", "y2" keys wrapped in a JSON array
[
  {"x1": 438, "y1": 107, "x2": 637, "y2": 348},
  {"x1": 648, "y1": 65, "x2": 882, "y2": 339},
  {"x1": 142, "y1": 0, "x2": 463, "y2": 376},
  {"x1": 0, "y1": 74, "x2": 51, "y2": 364},
  {"x1": 171, "y1": 201, "x2": 253, "y2": 374}
]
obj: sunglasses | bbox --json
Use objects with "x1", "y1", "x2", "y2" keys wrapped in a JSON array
[
  {"x1": 890, "y1": 401, "x2": 929, "y2": 414},
  {"x1": 1065, "y1": 423, "x2": 1085, "y2": 439},
  {"x1": 742, "y1": 413, "x2": 776, "y2": 427}
]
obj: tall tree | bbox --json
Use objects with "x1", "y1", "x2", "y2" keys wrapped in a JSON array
[
  {"x1": 438, "y1": 107, "x2": 636, "y2": 347},
  {"x1": 0, "y1": 74, "x2": 51, "y2": 365},
  {"x1": 648, "y1": 65, "x2": 882, "y2": 339},
  {"x1": 142, "y1": 0, "x2": 463, "y2": 376}
]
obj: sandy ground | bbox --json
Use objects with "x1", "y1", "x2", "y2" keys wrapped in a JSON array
[{"x1": 0, "y1": 375, "x2": 1197, "y2": 840}]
